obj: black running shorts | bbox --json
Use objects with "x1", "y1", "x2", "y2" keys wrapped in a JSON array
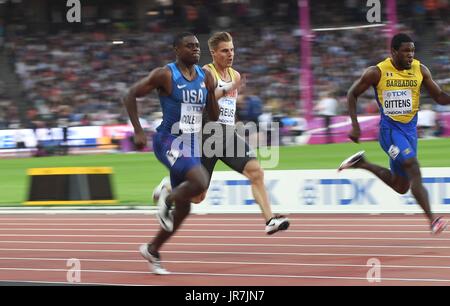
[{"x1": 201, "y1": 123, "x2": 256, "y2": 185}]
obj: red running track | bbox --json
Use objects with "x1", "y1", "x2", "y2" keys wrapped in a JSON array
[{"x1": 0, "y1": 213, "x2": 449, "y2": 286}]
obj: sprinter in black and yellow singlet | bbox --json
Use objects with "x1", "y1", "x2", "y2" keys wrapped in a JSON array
[
  {"x1": 338, "y1": 33, "x2": 450, "y2": 234},
  {"x1": 200, "y1": 32, "x2": 289, "y2": 235}
]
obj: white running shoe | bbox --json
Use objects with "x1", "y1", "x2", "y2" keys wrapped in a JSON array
[
  {"x1": 139, "y1": 244, "x2": 171, "y2": 275},
  {"x1": 265, "y1": 215, "x2": 290, "y2": 235},
  {"x1": 152, "y1": 177, "x2": 171, "y2": 203},
  {"x1": 156, "y1": 187, "x2": 173, "y2": 232},
  {"x1": 152, "y1": 177, "x2": 174, "y2": 232},
  {"x1": 431, "y1": 217, "x2": 448, "y2": 234},
  {"x1": 338, "y1": 150, "x2": 365, "y2": 172}
]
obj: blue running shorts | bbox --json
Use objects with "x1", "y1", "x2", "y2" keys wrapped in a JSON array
[
  {"x1": 378, "y1": 127, "x2": 417, "y2": 178},
  {"x1": 153, "y1": 131, "x2": 201, "y2": 187}
]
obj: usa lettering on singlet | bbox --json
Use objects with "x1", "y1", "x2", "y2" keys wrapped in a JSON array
[{"x1": 157, "y1": 63, "x2": 208, "y2": 134}]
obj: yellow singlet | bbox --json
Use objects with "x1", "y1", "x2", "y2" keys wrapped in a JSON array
[{"x1": 375, "y1": 57, "x2": 423, "y2": 124}]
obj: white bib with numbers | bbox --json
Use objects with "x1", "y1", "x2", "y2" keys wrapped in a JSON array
[
  {"x1": 382, "y1": 89, "x2": 413, "y2": 116},
  {"x1": 217, "y1": 79, "x2": 237, "y2": 125},
  {"x1": 179, "y1": 103, "x2": 203, "y2": 133},
  {"x1": 218, "y1": 96, "x2": 236, "y2": 125}
]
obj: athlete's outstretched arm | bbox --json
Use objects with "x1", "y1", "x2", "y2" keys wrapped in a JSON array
[
  {"x1": 421, "y1": 64, "x2": 450, "y2": 105},
  {"x1": 203, "y1": 68, "x2": 220, "y2": 121},
  {"x1": 347, "y1": 66, "x2": 381, "y2": 143},
  {"x1": 123, "y1": 67, "x2": 170, "y2": 147}
]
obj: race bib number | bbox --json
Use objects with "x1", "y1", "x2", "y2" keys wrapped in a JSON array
[
  {"x1": 218, "y1": 97, "x2": 236, "y2": 125},
  {"x1": 180, "y1": 103, "x2": 203, "y2": 133},
  {"x1": 382, "y1": 89, "x2": 413, "y2": 116}
]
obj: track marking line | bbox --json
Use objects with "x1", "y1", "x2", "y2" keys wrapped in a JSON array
[
  {"x1": 0, "y1": 233, "x2": 448, "y2": 240},
  {"x1": 0, "y1": 267, "x2": 449, "y2": 283},
  {"x1": 1, "y1": 248, "x2": 450, "y2": 258},
  {"x1": 1, "y1": 257, "x2": 450, "y2": 270},
  {"x1": 0, "y1": 222, "x2": 435, "y2": 227},
  {"x1": 0, "y1": 279, "x2": 149, "y2": 286},
  {"x1": 1, "y1": 240, "x2": 450, "y2": 249},
  {"x1": 0, "y1": 228, "x2": 445, "y2": 233},
  {"x1": 0, "y1": 217, "x2": 445, "y2": 222}
]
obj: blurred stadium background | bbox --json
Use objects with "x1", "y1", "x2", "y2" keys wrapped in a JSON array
[{"x1": 0, "y1": 0, "x2": 449, "y2": 206}]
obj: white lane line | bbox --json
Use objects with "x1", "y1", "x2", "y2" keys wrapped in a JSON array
[
  {"x1": 0, "y1": 279, "x2": 148, "y2": 286},
  {"x1": 1, "y1": 248, "x2": 450, "y2": 259},
  {"x1": 171, "y1": 271, "x2": 450, "y2": 283},
  {"x1": 0, "y1": 228, "x2": 444, "y2": 233},
  {"x1": 1, "y1": 257, "x2": 450, "y2": 270},
  {"x1": 0, "y1": 233, "x2": 449, "y2": 241},
  {"x1": 0, "y1": 223, "x2": 434, "y2": 227},
  {"x1": 0, "y1": 267, "x2": 449, "y2": 283},
  {"x1": 1, "y1": 240, "x2": 450, "y2": 250},
  {"x1": 0, "y1": 217, "x2": 443, "y2": 222}
]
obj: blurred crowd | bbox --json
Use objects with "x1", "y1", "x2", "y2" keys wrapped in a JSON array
[
  {"x1": 0, "y1": 0, "x2": 448, "y2": 131},
  {"x1": 9, "y1": 31, "x2": 173, "y2": 129},
  {"x1": 4, "y1": 23, "x2": 302, "y2": 130},
  {"x1": 430, "y1": 21, "x2": 450, "y2": 89}
]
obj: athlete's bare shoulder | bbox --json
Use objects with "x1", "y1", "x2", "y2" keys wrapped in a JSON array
[
  {"x1": 419, "y1": 63, "x2": 432, "y2": 79},
  {"x1": 140, "y1": 65, "x2": 172, "y2": 96},
  {"x1": 150, "y1": 65, "x2": 171, "y2": 80},
  {"x1": 202, "y1": 64, "x2": 213, "y2": 75},
  {"x1": 230, "y1": 68, "x2": 241, "y2": 81},
  {"x1": 348, "y1": 66, "x2": 381, "y2": 97},
  {"x1": 202, "y1": 65, "x2": 217, "y2": 87},
  {"x1": 362, "y1": 66, "x2": 381, "y2": 85}
]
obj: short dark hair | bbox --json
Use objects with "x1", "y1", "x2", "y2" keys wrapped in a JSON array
[
  {"x1": 391, "y1": 33, "x2": 414, "y2": 50},
  {"x1": 173, "y1": 32, "x2": 196, "y2": 47}
]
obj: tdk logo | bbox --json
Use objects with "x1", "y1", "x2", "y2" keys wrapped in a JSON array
[
  {"x1": 301, "y1": 179, "x2": 377, "y2": 205},
  {"x1": 221, "y1": 98, "x2": 235, "y2": 106},
  {"x1": 301, "y1": 177, "x2": 450, "y2": 206},
  {"x1": 0, "y1": 135, "x2": 15, "y2": 148},
  {"x1": 207, "y1": 179, "x2": 279, "y2": 206},
  {"x1": 402, "y1": 177, "x2": 450, "y2": 206},
  {"x1": 302, "y1": 180, "x2": 318, "y2": 205}
]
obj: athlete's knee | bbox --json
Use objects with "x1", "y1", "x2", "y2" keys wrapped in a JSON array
[
  {"x1": 189, "y1": 179, "x2": 208, "y2": 198},
  {"x1": 187, "y1": 166, "x2": 209, "y2": 194},
  {"x1": 392, "y1": 175, "x2": 410, "y2": 194},
  {"x1": 191, "y1": 191, "x2": 206, "y2": 204},
  {"x1": 395, "y1": 185, "x2": 410, "y2": 194},
  {"x1": 403, "y1": 158, "x2": 419, "y2": 170},
  {"x1": 244, "y1": 160, "x2": 264, "y2": 183},
  {"x1": 402, "y1": 158, "x2": 421, "y2": 179},
  {"x1": 197, "y1": 172, "x2": 209, "y2": 192}
]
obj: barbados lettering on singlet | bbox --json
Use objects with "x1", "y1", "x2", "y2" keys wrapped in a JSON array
[
  {"x1": 208, "y1": 63, "x2": 238, "y2": 126},
  {"x1": 374, "y1": 58, "x2": 423, "y2": 133},
  {"x1": 157, "y1": 63, "x2": 208, "y2": 134}
]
